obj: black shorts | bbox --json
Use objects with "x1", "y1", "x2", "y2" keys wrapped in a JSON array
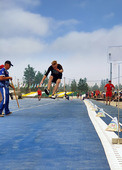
[{"x1": 52, "y1": 75, "x2": 62, "y2": 83}]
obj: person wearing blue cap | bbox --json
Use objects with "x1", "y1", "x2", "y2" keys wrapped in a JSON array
[{"x1": 0, "y1": 61, "x2": 15, "y2": 117}]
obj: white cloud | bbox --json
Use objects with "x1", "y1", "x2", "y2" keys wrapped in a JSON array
[
  {"x1": 0, "y1": 9, "x2": 52, "y2": 37},
  {"x1": 104, "y1": 12, "x2": 115, "y2": 20},
  {"x1": 1, "y1": 25, "x2": 122, "y2": 84},
  {"x1": 0, "y1": 37, "x2": 45, "y2": 57},
  {"x1": 47, "y1": 25, "x2": 122, "y2": 57},
  {"x1": 0, "y1": 1, "x2": 122, "y2": 85},
  {"x1": 43, "y1": 25, "x2": 122, "y2": 83},
  {"x1": 79, "y1": 1, "x2": 87, "y2": 8},
  {"x1": 16, "y1": 0, "x2": 41, "y2": 6},
  {"x1": 0, "y1": 0, "x2": 41, "y2": 10},
  {"x1": 56, "y1": 19, "x2": 80, "y2": 27}
]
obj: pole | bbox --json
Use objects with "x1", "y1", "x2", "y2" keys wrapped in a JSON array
[
  {"x1": 117, "y1": 64, "x2": 120, "y2": 141},
  {"x1": 110, "y1": 63, "x2": 112, "y2": 81},
  {"x1": 64, "y1": 77, "x2": 66, "y2": 92},
  {"x1": 109, "y1": 53, "x2": 112, "y2": 81},
  {"x1": 11, "y1": 80, "x2": 20, "y2": 108}
]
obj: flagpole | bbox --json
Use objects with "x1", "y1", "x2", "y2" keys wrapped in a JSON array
[
  {"x1": 64, "y1": 77, "x2": 65, "y2": 92},
  {"x1": 117, "y1": 64, "x2": 120, "y2": 141}
]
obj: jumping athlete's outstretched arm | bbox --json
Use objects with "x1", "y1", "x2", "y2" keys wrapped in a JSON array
[
  {"x1": 40, "y1": 75, "x2": 47, "y2": 86},
  {"x1": 39, "y1": 66, "x2": 51, "y2": 86}
]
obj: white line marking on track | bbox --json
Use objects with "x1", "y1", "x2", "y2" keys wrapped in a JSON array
[{"x1": 12, "y1": 101, "x2": 56, "y2": 113}]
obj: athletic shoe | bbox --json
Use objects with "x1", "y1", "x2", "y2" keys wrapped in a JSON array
[
  {"x1": 6, "y1": 112, "x2": 12, "y2": 116},
  {"x1": 0, "y1": 114, "x2": 4, "y2": 117},
  {"x1": 51, "y1": 95, "x2": 56, "y2": 99},
  {"x1": 44, "y1": 89, "x2": 49, "y2": 95}
]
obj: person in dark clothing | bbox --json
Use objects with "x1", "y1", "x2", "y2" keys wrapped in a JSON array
[
  {"x1": 65, "y1": 92, "x2": 69, "y2": 100},
  {"x1": 40, "y1": 61, "x2": 63, "y2": 99}
]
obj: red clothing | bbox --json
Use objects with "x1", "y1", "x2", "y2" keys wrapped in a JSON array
[
  {"x1": 105, "y1": 83, "x2": 115, "y2": 97},
  {"x1": 0, "y1": 65, "x2": 4, "y2": 69},
  {"x1": 91, "y1": 92, "x2": 94, "y2": 97},
  {"x1": 106, "y1": 91, "x2": 112, "y2": 97},
  {"x1": 105, "y1": 83, "x2": 115, "y2": 92},
  {"x1": 95, "y1": 90, "x2": 100, "y2": 96},
  {"x1": 37, "y1": 90, "x2": 42, "y2": 96}
]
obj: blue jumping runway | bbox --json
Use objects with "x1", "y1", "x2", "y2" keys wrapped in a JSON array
[{"x1": 0, "y1": 99, "x2": 110, "y2": 170}]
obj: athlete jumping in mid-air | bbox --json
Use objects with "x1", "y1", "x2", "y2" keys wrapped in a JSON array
[{"x1": 40, "y1": 60, "x2": 63, "y2": 99}]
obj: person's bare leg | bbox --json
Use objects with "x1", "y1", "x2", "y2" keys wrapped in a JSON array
[
  {"x1": 47, "y1": 76, "x2": 53, "y2": 90},
  {"x1": 52, "y1": 79, "x2": 61, "y2": 95},
  {"x1": 106, "y1": 96, "x2": 108, "y2": 105},
  {"x1": 109, "y1": 97, "x2": 111, "y2": 105}
]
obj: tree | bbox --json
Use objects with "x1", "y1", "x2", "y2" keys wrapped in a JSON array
[
  {"x1": 100, "y1": 79, "x2": 108, "y2": 91},
  {"x1": 71, "y1": 79, "x2": 77, "y2": 91},
  {"x1": 115, "y1": 84, "x2": 122, "y2": 90},
  {"x1": 78, "y1": 78, "x2": 88, "y2": 93},
  {"x1": 92, "y1": 83, "x2": 99, "y2": 91},
  {"x1": 34, "y1": 71, "x2": 43, "y2": 85},
  {"x1": 43, "y1": 70, "x2": 49, "y2": 85},
  {"x1": 23, "y1": 64, "x2": 36, "y2": 89}
]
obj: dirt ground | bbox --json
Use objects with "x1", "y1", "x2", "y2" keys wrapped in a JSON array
[{"x1": 98, "y1": 100, "x2": 122, "y2": 109}]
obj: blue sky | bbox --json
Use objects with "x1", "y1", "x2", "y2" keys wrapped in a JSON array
[
  {"x1": 38, "y1": 0, "x2": 122, "y2": 30},
  {"x1": 0, "y1": 0, "x2": 122, "y2": 85}
]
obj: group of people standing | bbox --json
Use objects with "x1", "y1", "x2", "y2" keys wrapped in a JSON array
[
  {"x1": 0, "y1": 59, "x2": 120, "y2": 117},
  {"x1": 0, "y1": 60, "x2": 63, "y2": 117},
  {"x1": 87, "y1": 80, "x2": 115, "y2": 105}
]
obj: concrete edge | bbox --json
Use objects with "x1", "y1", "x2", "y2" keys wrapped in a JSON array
[{"x1": 84, "y1": 99, "x2": 122, "y2": 170}]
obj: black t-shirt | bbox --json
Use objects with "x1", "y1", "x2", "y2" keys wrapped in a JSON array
[{"x1": 45, "y1": 64, "x2": 63, "y2": 78}]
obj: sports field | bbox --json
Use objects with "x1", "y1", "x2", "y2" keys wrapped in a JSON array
[{"x1": 1, "y1": 98, "x2": 122, "y2": 170}]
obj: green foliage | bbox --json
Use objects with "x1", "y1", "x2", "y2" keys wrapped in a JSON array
[
  {"x1": 71, "y1": 79, "x2": 77, "y2": 91},
  {"x1": 22, "y1": 65, "x2": 114, "y2": 95},
  {"x1": 23, "y1": 65, "x2": 49, "y2": 93},
  {"x1": 78, "y1": 78, "x2": 88, "y2": 93},
  {"x1": 23, "y1": 64, "x2": 36, "y2": 88},
  {"x1": 115, "y1": 84, "x2": 122, "y2": 90},
  {"x1": 34, "y1": 71, "x2": 43, "y2": 84},
  {"x1": 91, "y1": 83, "x2": 99, "y2": 91},
  {"x1": 100, "y1": 79, "x2": 109, "y2": 91}
]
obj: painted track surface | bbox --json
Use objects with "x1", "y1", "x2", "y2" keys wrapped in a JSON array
[{"x1": 0, "y1": 99, "x2": 110, "y2": 170}]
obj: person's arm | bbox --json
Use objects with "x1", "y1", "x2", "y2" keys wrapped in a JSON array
[
  {"x1": 104, "y1": 85, "x2": 106, "y2": 91},
  {"x1": 55, "y1": 64, "x2": 63, "y2": 73},
  {"x1": 112, "y1": 85, "x2": 115, "y2": 91},
  {"x1": 55, "y1": 68, "x2": 63, "y2": 73},
  {"x1": 40, "y1": 75, "x2": 47, "y2": 86},
  {"x1": 0, "y1": 76, "x2": 12, "y2": 81},
  {"x1": 9, "y1": 83, "x2": 15, "y2": 90},
  {"x1": 40, "y1": 66, "x2": 51, "y2": 86}
]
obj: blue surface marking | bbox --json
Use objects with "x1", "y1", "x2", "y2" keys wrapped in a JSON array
[{"x1": 0, "y1": 99, "x2": 110, "y2": 170}]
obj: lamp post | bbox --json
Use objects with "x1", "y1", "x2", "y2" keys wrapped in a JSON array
[
  {"x1": 109, "y1": 53, "x2": 112, "y2": 81},
  {"x1": 108, "y1": 46, "x2": 122, "y2": 144}
]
